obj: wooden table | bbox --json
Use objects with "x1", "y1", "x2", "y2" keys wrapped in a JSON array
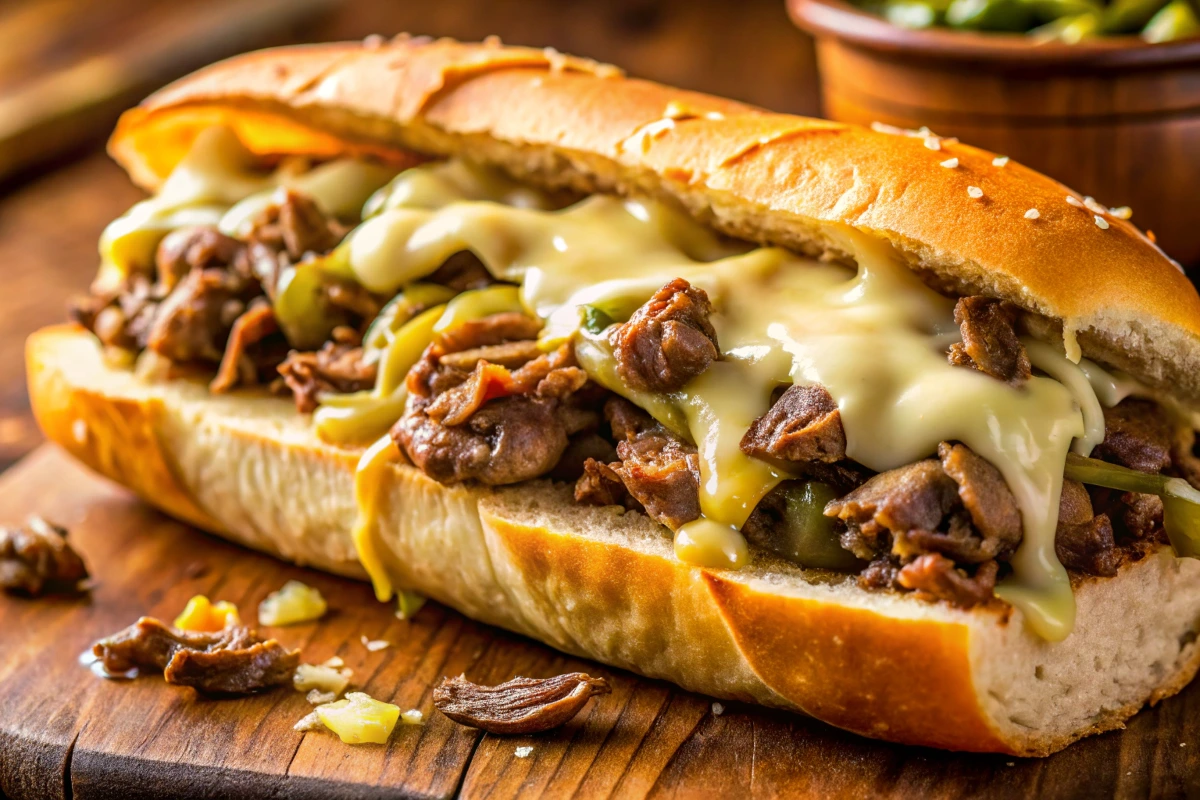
[{"x1": 3, "y1": 447, "x2": 1198, "y2": 799}]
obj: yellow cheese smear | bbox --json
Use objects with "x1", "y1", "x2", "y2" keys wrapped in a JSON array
[{"x1": 118, "y1": 139, "x2": 1130, "y2": 641}]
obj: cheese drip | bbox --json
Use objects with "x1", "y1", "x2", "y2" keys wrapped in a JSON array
[
  {"x1": 95, "y1": 125, "x2": 397, "y2": 291},
  {"x1": 333, "y1": 160, "x2": 1109, "y2": 640}
]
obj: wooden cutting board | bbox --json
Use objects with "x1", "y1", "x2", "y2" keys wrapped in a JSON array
[{"x1": 1, "y1": 446, "x2": 1198, "y2": 800}]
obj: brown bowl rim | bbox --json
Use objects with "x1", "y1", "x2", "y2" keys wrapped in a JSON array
[{"x1": 788, "y1": 0, "x2": 1200, "y2": 67}]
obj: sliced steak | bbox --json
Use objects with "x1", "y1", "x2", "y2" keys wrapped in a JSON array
[
  {"x1": 0, "y1": 517, "x2": 88, "y2": 595},
  {"x1": 827, "y1": 442, "x2": 1021, "y2": 566},
  {"x1": 277, "y1": 329, "x2": 377, "y2": 413},
  {"x1": 92, "y1": 617, "x2": 299, "y2": 695},
  {"x1": 574, "y1": 398, "x2": 701, "y2": 530},
  {"x1": 393, "y1": 316, "x2": 599, "y2": 486},
  {"x1": 145, "y1": 267, "x2": 256, "y2": 364},
  {"x1": 211, "y1": 299, "x2": 280, "y2": 393},
  {"x1": 1092, "y1": 398, "x2": 1174, "y2": 474},
  {"x1": 947, "y1": 296, "x2": 1031, "y2": 386},
  {"x1": 740, "y1": 384, "x2": 846, "y2": 465},
  {"x1": 1054, "y1": 479, "x2": 1118, "y2": 576},
  {"x1": 610, "y1": 278, "x2": 719, "y2": 393},
  {"x1": 896, "y1": 555, "x2": 999, "y2": 608}
]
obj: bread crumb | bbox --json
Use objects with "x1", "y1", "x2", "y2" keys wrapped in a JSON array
[
  {"x1": 401, "y1": 709, "x2": 423, "y2": 725},
  {"x1": 361, "y1": 635, "x2": 390, "y2": 652},
  {"x1": 1006, "y1": 762, "x2": 1015, "y2": 766},
  {"x1": 1025, "y1": 208, "x2": 1040, "y2": 220},
  {"x1": 294, "y1": 710, "x2": 325, "y2": 732},
  {"x1": 307, "y1": 689, "x2": 338, "y2": 705},
  {"x1": 967, "y1": 186, "x2": 984, "y2": 199},
  {"x1": 712, "y1": 702, "x2": 725, "y2": 716},
  {"x1": 515, "y1": 745, "x2": 534, "y2": 758}
]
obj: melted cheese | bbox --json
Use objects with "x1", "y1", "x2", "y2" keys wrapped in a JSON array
[
  {"x1": 109, "y1": 139, "x2": 1158, "y2": 642},
  {"x1": 338, "y1": 161, "x2": 1107, "y2": 640},
  {"x1": 95, "y1": 125, "x2": 396, "y2": 290}
]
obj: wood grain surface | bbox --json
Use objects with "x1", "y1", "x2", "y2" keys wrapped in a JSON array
[{"x1": 1, "y1": 447, "x2": 1200, "y2": 799}]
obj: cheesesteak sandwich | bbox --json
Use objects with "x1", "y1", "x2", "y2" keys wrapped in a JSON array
[{"x1": 27, "y1": 36, "x2": 1200, "y2": 755}]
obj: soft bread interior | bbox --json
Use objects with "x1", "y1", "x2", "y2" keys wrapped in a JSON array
[{"x1": 27, "y1": 325, "x2": 1200, "y2": 755}]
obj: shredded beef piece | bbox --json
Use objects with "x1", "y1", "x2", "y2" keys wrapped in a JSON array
[
  {"x1": 827, "y1": 442, "x2": 1021, "y2": 566},
  {"x1": 156, "y1": 227, "x2": 245, "y2": 293},
  {"x1": 145, "y1": 267, "x2": 258, "y2": 364},
  {"x1": 1054, "y1": 479, "x2": 1118, "y2": 576},
  {"x1": 211, "y1": 299, "x2": 279, "y2": 393},
  {"x1": 858, "y1": 558, "x2": 899, "y2": 590},
  {"x1": 439, "y1": 341, "x2": 545, "y2": 371},
  {"x1": 937, "y1": 442, "x2": 1022, "y2": 549},
  {"x1": 552, "y1": 433, "x2": 619, "y2": 483},
  {"x1": 1120, "y1": 492, "x2": 1164, "y2": 539},
  {"x1": 575, "y1": 457, "x2": 638, "y2": 508},
  {"x1": 427, "y1": 252, "x2": 496, "y2": 291},
  {"x1": 610, "y1": 278, "x2": 719, "y2": 393},
  {"x1": 278, "y1": 337, "x2": 377, "y2": 413},
  {"x1": 93, "y1": 617, "x2": 299, "y2": 695},
  {"x1": 72, "y1": 192, "x2": 353, "y2": 393},
  {"x1": 947, "y1": 296, "x2": 1031, "y2": 386},
  {"x1": 1092, "y1": 398, "x2": 1174, "y2": 474},
  {"x1": 324, "y1": 281, "x2": 385, "y2": 322},
  {"x1": 577, "y1": 398, "x2": 702, "y2": 530},
  {"x1": 0, "y1": 517, "x2": 88, "y2": 595},
  {"x1": 393, "y1": 316, "x2": 599, "y2": 486},
  {"x1": 896, "y1": 555, "x2": 998, "y2": 608},
  {"x1": 740, "y1": 384, "x2": 846, "y2": 465},
  {"x1": 397, "y1": 396, "x2": 571, "y2": 485},
  {"x1": 248, "y1": 189, "x2": 348, "y2": 265},
  {"x1": 424, "y1": 345, "x2": 588, "y2": 427},
  {"x1": 437, "y1": 312, "x2": 543, "y2": 353}
]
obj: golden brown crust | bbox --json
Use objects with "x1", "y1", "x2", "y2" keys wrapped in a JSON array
[
  {"x1": 106, "y1": 36, "x2": 1200, "y2": 402},
  {"x1": 26, "y1": 325, "x2": 1200, "y2": 756},
  {"x1": 703, "y1": 571, "x2": 1011, "y2": 752},
  {"x1": 26, "y1": 326, "x2": 225, "y2": 533}
]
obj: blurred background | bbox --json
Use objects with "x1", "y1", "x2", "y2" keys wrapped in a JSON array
[{"x1": 0, "y1": 0, "x2": 1195, "y2": 472}]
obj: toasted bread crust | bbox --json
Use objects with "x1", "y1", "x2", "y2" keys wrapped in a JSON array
[
  {"x1": 27, "y1": 325, "x2": 1200, "y2": 756},
  {"x1": 105, "y1": 36, "x2": 1200, "y2": 403}
]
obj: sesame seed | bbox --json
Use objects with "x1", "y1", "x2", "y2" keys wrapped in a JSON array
[
  {"x1": 993, "y1": 156, "x2": 1009, "y2": 167},
  {"x1": 940, "y1": 158, "x2": 959, "y2": 168},
  {"x1": 1066, "y1": 196, "x2": 1084, "y2": 208},
  {"x1": 967, "y1": 186, "x2": 984, "y2": 199},
  {"x1": 1025, "y1": 208, "x2": 1040, "y2": 220},
  {"x1": 1147, "y1": 230, "x2": 1157, "y2": 243},
  {"x1": 1094, "y1": 215, "x2": 1110, "y2": 230},
  {"x1": 1083, "y1": 196, "x2": 1107, "y2": 214},
  {"x1": 1110, "y1": 206, "x2": 1132, "y2": 220},
  {"x1": 924, "y1": 137, "x2": 941, "y2": 151}
]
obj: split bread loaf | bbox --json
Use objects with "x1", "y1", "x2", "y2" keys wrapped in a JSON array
[{"x1": 28, "y1": 36, "x2": 1200, "y2": 755}]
